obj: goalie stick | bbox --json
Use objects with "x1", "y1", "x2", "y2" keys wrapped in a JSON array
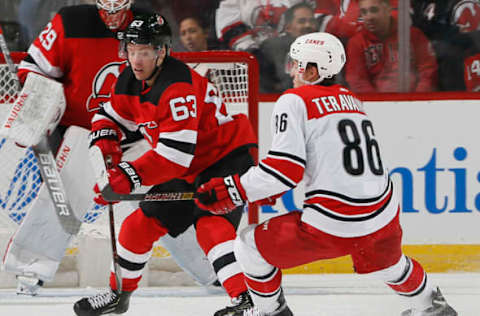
[
  {"x1": 89, "y1": 145, "x2": 195, "y2": 202},
  {"x1": 0, "y1": 25, "x2": 81, "y2": 235}
]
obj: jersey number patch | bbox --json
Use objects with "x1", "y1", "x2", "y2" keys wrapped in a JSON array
[
  {"x1": 170, "y1": 95, "x2": 197, "y2": 121},
  {"x1": 39, "y1": 22, "x2": 57, "y2": 51},
  {"x1": 337, "y1": 119, "x2": 384, "y2": 176}
]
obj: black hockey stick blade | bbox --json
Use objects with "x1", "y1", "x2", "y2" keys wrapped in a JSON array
[
  {"x1": 33, "y1": 137, "x2": 81, "y2": 235},
  {"x1": 101, "y1": 185, "x2": 194, "y2": 201},
  {"x1": 89, "y1": 145, "x2": 195, "y2": 202}
]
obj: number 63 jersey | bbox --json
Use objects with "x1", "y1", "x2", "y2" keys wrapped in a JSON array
[
  {"x1": 95, "y1": 56, "x2": 257, "y2": 186},
  {"x1": 240, "y1": 84, "x2": 399, "y2": 237}
]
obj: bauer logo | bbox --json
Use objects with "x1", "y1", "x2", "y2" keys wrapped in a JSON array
[
  {"x1": 260, "y1": 147, "x2": 480, "y2": 215},
  {"x1": 38, "y1": 153, "x2": 71, "y2": 216}
]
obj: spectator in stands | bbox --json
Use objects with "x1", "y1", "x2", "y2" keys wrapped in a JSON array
[
  {"x1": 215, "y1": 0, "x2": 303, "y2": 52},
  {"x1": 315, "y1": 0, "x2": 361, "y2": 39},
  {"x1": 171, "y1": 0, "x2": 221, "y2": 50},
  {"x1": 411, "y1": 0, "x2": 480, "y2": 91},
  {"x1": 259, "y1": 2, "x2": 318, "y2": 93},
  {"x1": 0, "y1": 0, "x2": 24, "y2": 50},
  {"x1": 345, "y1": 0, "x2": 438, "y2": 93},
  {"x1": 179, "y1": 17, "x2": 209, "y2": 52}
]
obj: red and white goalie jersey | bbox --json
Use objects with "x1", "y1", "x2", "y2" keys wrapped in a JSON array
[
  {"x1": 94, "y1": 56, "x2": 256, "y2": 186},
  {"x1": 240, "y1": 84, "x2": 398, "y2": 237},
  {"x1": 17, "y1": 5, "x2": 148, "y2": 129}
]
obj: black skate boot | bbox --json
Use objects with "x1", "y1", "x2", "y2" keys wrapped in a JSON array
[
  {"x1": 242, "y1": 288, "x2": 293, "y2": 316},
  {"x1": 401, "y1": 287, "x2": 458, "y2": 316},
  {"x1": 73, "y1": 288, "x2": 132, "y2": 316},
  {"x1": 214, "y1": 291, "x2": 254, "y2": 316}
]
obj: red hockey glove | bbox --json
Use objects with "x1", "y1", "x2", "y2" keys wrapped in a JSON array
[
  {"x1": 195, "y1": 174, "x2": 247, "y2": 215},
  {"x1": 90, "y1": 127, "x2": 122, "y2": 166},
  {"x1": 93, "y1": 162, "x2": 141, "y2": 205}
]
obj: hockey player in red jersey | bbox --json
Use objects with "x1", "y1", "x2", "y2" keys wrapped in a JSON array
[
  {"x1": 73, "y1": 14, "x2": 258, "y2": 316},
  {"x1": 196, "y1": 32, "x2": 458, "y2": 316},
  {"x1": 3, "y1": 0, "x2": 219, "y2": 297}
]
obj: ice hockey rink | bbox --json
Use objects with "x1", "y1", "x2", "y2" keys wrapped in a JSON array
[{"x1": 0, "y1": 273, "x2": 478, "y2": 316}]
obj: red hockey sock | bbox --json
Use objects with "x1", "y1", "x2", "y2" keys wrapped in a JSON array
[
  {"x1": 196, "y1": 216, "x2": 247, "y2": 298},
  {"x1": 386, "y1": 257, "x2": 427, "y2": 296},
  {"x1": 110, "y1": 208, "x2": 168, "y2": 292},
  {"x1": 244, "y1": 267, "x2": 282, "y2": 296}
]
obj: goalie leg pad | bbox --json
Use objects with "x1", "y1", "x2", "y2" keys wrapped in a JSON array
[
  {"x1": 2, "y1": 186, "x2": 69, "y2": 281},
  {"x1": 2, "y1": 126, "x2": 96, "y2": 281},
  {"x1": 159, "y1": 225, "x2": 218, "y2": 286}
]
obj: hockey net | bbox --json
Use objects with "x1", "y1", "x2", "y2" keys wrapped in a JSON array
[{"x1": 0, "y1": 51, "x2": 259, "y2": 287}]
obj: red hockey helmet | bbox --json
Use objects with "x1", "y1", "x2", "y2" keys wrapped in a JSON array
[{"x1": 97, "y1": 0, "x2": 131, "y2": 30}]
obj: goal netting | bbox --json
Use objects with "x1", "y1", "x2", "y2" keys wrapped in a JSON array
[{"x1": 0, "y1": 51, "x2": 259, "y2": 288}]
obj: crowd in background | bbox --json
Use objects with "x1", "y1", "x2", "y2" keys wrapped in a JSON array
[{"x1": 1, "y1": 0, "x2": 480, "y2": 93}]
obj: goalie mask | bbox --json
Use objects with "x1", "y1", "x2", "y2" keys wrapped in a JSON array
[
  {"x1": 97, "y1": 0, "x2": 131, "y2": 30},
  {"x1": 118, "y1": 13, "x2": 172, "y2": 59},
  {"x1": 288, "y1": 32, "x2": 346, "y2": 84}
]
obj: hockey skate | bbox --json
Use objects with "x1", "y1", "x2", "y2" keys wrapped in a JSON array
[
  {"x1": 73, "y1": 288, "x2": 132, "y2": 316},
  {"x1": 242, "y1": 289, "x2": 293, "y2": 316},
  {"x1": 16, "y1": 274, "x2": 44, "y2": 296},
  {"x1": 214, "y1": 291, "x2": 254, "y2": 316},
  {"x1": 401, "y1": 287, "x2": 458, "y2": 316}
]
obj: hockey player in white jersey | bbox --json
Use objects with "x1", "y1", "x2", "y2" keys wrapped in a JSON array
[{"x1": 196, "y1": 32, "x2": 458, "y2": 316}]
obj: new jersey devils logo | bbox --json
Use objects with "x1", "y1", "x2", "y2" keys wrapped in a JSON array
[
  {"x1": 138, "y1": 121, "x2": 158, "y2": 144},
  {"x1": 86, "y1": 61, "x2": 128, "y2": 112},
  {"x1": 251, "y1": 4, "x2": 288, "y2": 32}
]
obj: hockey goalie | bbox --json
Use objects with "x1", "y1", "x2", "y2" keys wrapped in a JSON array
[{"x1": 1, "y1": 0, "x2": 217, "y2": 295}]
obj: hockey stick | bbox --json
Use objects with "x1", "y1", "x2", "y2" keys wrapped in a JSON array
[
  {"x1": 0, "y1": 26, "x2": 81, "y2": 235},
  {"x1": 89, "y1": 145, "x2": 195, "y2": 202},
  {"x1": 104, "y1": 156, "x2": 122, "y2": 294}
]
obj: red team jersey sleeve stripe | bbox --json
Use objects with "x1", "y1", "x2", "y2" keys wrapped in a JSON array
[
  {"x1": 154, "y1": 140, "x2": 195, "y2": 168},
  {"x1": 261, "y1": 156, "x2": 304, "y2": 185},
  {"x1": 101, "y1": 100, "x2": 138, "y2": 132}
]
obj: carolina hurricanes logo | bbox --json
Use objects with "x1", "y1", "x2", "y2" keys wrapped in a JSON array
[
  {"x1": 86, "y1": 61, "x2": 128, "y2": 112},
  {"x1": 138, "y1": 121, "x2": 158, "y2": 144}
]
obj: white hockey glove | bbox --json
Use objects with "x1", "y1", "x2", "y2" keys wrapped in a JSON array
[{"x1": 0, "y1": 72, "x2": 66, "y2": 147}]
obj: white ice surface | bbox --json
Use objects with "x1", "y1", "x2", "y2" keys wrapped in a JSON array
[{"x1": 0, "y1": 273, "x2": 479, "y2": 316}]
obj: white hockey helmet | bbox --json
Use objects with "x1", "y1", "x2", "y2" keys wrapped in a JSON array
[
  {"x1": 289, "y1": 32, "x2": 346, "y2": 83},
  {"x1": 97, "y1": 0, "x2": 131, "y2": 30}
]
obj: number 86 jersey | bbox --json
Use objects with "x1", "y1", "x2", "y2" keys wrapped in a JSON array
[{"x1": 239, "y1": 84, "x2": 399, "y2": 237}]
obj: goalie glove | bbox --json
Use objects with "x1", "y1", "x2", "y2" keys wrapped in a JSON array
[
  {"x1": 93, "y1": 162, "x2": 141, "y2": 205},
  {"x1": 195, "y1": 174, "x2": 247, "y2": 215}
]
